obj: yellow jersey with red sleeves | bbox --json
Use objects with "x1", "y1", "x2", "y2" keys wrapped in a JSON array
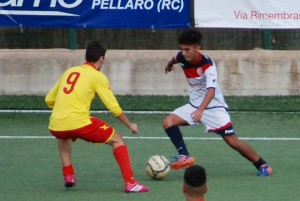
[{"x1": 45, "y1": 63, "x2": 123, "y2": 131}]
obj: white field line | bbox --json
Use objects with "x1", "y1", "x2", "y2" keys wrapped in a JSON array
[
  {"x1": 1, "y1": 109, "x2": 300, "y2": 114},
  {"x1": 0, "y1": 136, "x2": 299, "y2": 141},
  {"x1": 1, "y1": 110, "x2": 299, "y2": 141}
]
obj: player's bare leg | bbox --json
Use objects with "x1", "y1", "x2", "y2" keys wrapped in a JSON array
[
  {"x1": 57, "y1": 139, "x2": 76, "y2": 188},
  {"x1": 58, "y1": 139, "x2": 72, "y2": 166},
  {"x1": 106, "y1": 132, "x2": 149, "y2": 193},
  {"x1": 105, "y1": 132, "x2": 125, "y2": 149},
  {"x1": 163, "y1": 114, "x2": 189, "y2": 128},
  {"x1": 222, "y1": 135, "x2": 272, "y2": 176},
  {"x1": 222, "y1": 135, "x2": 260, "y2": 162},
  {"x1": 163, "y1": 114, "x2": 195, "y2": 170}
]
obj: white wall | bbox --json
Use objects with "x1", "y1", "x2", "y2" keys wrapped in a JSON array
[{"x1": 0, "y1": 49, "x2": 299, "y2": 96}]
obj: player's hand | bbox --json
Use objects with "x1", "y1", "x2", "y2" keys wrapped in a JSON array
[
  {"x1": 128, "y1": 123, "x2": 139, "y2": 135},
  {"x1": 165, "y1": 64, "x2": 175, "y2": 74},
  {"x1": 191, "y1": 110, "x2": 202, "y2": 123}
]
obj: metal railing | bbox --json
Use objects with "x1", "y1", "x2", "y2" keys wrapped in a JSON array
[{"x1": 0, "y1": 27, "x2": 299, "y2": 50}]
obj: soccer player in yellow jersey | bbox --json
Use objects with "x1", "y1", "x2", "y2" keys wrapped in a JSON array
[{"x1": 45, "y1": 41, "x2": 149, "y2": 193}]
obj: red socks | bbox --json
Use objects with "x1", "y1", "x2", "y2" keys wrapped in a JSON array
[
  {"x1": 113, "y1": 145, "x2": 135, "y2": 183},
  {"x1": 62, "y1": 165, "x2": 75, "y2": 177},
  {"x1": 61, "y1": 146, "x2": 135, "y2": 184}
]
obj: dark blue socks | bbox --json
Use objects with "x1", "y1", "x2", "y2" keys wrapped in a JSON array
[
  {"x1": 165, "y1": 125, "x2": 190, "y2": 156},
  {"x1": 253, "y1": 157, "x2": 267, "y2": 169}
]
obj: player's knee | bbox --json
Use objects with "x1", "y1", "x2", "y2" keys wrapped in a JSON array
[
  {"x1": 162, "y1": 115, "x2": 176, "y2": 129},
  {"x1": 106, "y1": 132, "x2": 125, "y2": 147},
  {"x1": 162, "y1": 118, "x2": 170, "y2": 129}
]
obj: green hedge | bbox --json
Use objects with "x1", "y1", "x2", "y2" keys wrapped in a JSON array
[{"x1": 1, "y1": 95, "x2": 300, "y2": 112}]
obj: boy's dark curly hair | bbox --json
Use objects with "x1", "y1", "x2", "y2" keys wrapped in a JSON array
[{"x1": 177, "y1": 29, "x2": 202, "y2": 45}]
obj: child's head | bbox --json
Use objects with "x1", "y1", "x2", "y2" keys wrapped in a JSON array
[{"x1": 182, "y1": 165, "x2": 208, "y2": 199}]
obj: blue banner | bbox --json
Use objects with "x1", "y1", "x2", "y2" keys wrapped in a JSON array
[{"x1": 0, "y1": 0, "x2": 190, "y2": 28}]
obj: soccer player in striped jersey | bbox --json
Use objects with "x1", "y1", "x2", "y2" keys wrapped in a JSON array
[
  {"x1": 163, "y1": 29, "x2": 272, "y2": 176},
  {"x1": 45, "y1": 41, "x2": 148, "y2": 193}
]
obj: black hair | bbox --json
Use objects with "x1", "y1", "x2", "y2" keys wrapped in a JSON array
[
  {"x1": 85, "y1": 41, "x2": 106, "y2": 62},
  {"x1": 177, "y1": 29, "x2": 202, "y2": 45},
  {"x1": 184, "y1": 165, "x2": 207, "y2": 187}
]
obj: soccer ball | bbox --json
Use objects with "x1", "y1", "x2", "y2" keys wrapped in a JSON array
[{"x1": 145, "y1": 155, "x2": 170, "y2": 180}]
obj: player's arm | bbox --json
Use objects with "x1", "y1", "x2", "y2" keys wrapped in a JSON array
[
  {"x1": 95, "y1": 76, "x2": 138, "y2": 134},
  {"x1": 165, "y1": 56, "x2": 178, "y2": 73},
  {"x1": 115, "y1": 112, "x2": 138, "y2": 134},
  {"x1": 45, "y1": 77, "x2": 62, "y2": 109},
  {"x1": 192, "y1": 65, "x2": 217, "y2": 122},
  {"x1": 197, "y1": 88, "x2": 215, "y2": 111},
  {"x1": 192, "y1": 88, "x2": 215, "y2": 123},
  {"x1": 98, "y1": 89, "x2": 139, "y2": 134}
]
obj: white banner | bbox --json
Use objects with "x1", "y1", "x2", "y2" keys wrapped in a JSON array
[{"x1": 194, "y1": 0, "x2": 300, "y2": 29}]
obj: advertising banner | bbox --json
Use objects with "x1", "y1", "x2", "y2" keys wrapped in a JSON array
[
  {"x1": 194, "y1": 0, "x2": 300, "y2": 29},
  {"x1": 0, "y1": 0, "x2": 190, "y2": 28}
]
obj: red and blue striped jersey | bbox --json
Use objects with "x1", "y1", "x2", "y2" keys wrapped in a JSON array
[{"x1": 175, "y1": 51, "x2": 228, "y2": 109}]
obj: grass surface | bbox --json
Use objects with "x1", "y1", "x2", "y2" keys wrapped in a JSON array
[
  {"x1": 1, "y1": 96, "x2": 300, "y2": 201},
  {"x1": 1, "y1": 95, "x2": 300, "y2": 111}
]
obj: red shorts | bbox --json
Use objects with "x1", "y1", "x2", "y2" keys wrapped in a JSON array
[{"x1": 50, "y1": 117, "x2": 114, "y2": 143}]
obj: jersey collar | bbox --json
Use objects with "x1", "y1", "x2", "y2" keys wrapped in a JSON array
[
  {"x1": 83, "y1": 62, "x2": 97, "y2": 70},
  {"x1": 190, "y1": 52, "x2": 202, "y2": 65}
]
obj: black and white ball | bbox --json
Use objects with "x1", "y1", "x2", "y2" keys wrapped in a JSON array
[{"x1": 145, "y1": 155, "x2": 170, "y2": 180}]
